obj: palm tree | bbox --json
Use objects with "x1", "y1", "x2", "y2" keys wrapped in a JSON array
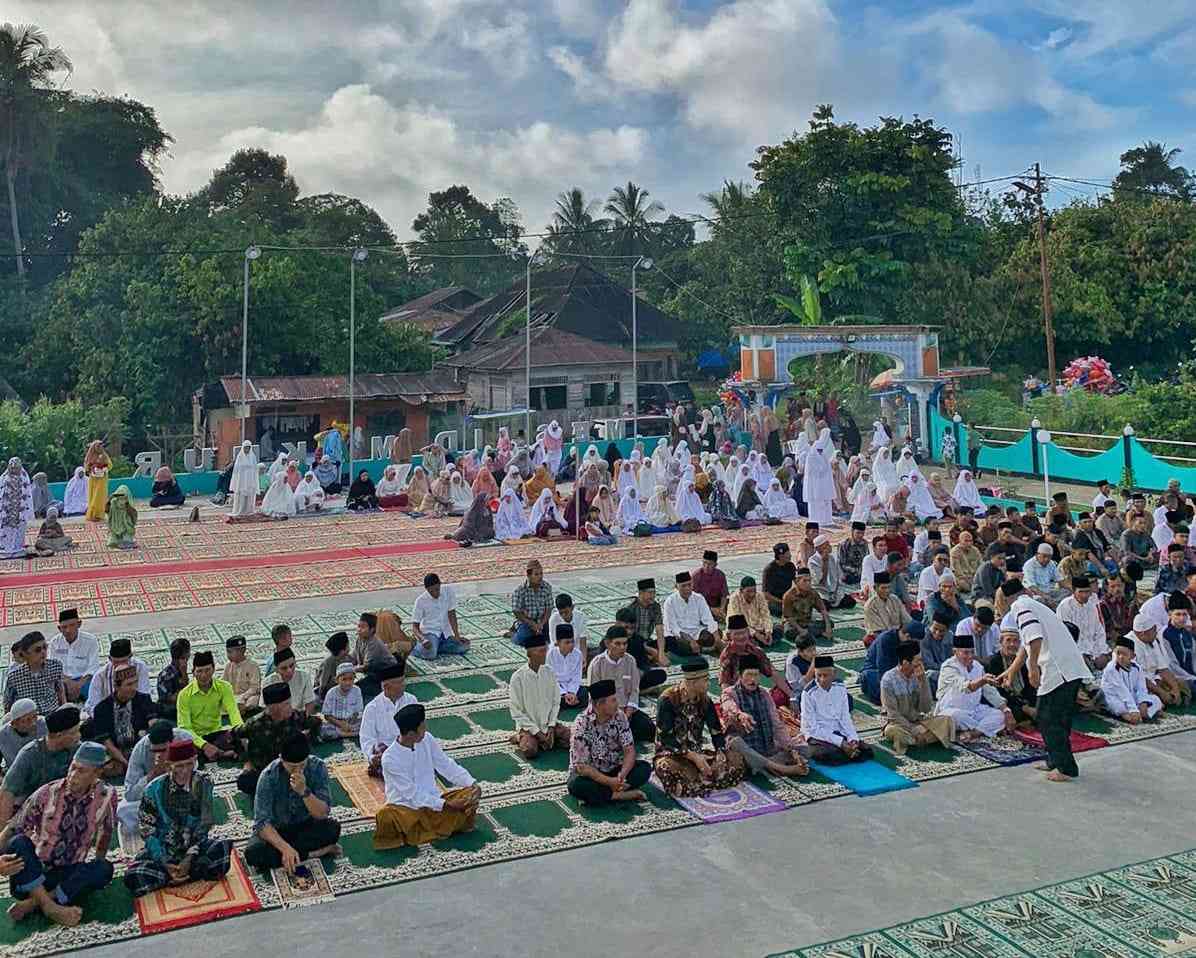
[
  {"x1": 545, "y1": 187, "x2": 606, "y2": 256},
  {"x1": 604, "y1": 181, "x2": 664, "y2": 258},
  {"x1": 700, "y1": 180, "x2": 752, "y2": 222},
  {"x1": 1113, "y1": 141, "x2": 1193, "y2": 200},
  {"x1": 0, "y1": 23, "x2": 72, "y2": 278}
]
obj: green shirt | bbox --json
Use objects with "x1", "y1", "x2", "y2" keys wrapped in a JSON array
[
  {"x1": 2, "y1": 739, "x2": 78, "y2": 803},
  {"x1": 176, "y1": 678, "x2": 243, "y2": 748}
]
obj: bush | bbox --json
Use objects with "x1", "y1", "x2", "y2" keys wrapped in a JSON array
[
  {"x1": 0, "y1": 397, "x2": 130, "y2": 482},
  {"x1": 957, "y1": 388, "x2": 1026, "y2": 430}
]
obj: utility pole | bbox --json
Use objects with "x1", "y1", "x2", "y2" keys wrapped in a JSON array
[{"x1": 1014, "y1": 165, "x2": 1057, "y2": 390}]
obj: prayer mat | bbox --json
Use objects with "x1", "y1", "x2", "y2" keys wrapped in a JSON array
[
  {"x1": 673, "y1": 780, "x2": 786, "y2": 823},
  {"x1": 133, "y1": 852, "x2": 260, "y2": 934},
  {"x1": 1013, "y1": 728, "x2": 1109, "y2": 753},
  {"x1": 959, "y1": 734, "x2": 1049, "y2": 766},
  {"x1": 808, "y1": 759, "x2": 918, "y2": 797},
  {"x1": 272, "y1": 858, "x2": 335, "y2": 908},
  {"x1": 331, "y1": 760, "x2": 387, "y2": 817}
]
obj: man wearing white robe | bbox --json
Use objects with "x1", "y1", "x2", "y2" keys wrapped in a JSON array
[
  {"x1": 359, "y1": 664, "x2": 416, "y2": 776},
  {"x1": 508, "y1": 634, "x2": 569, "y2": 758},
  {"x1": 803, "y1": 429, "x2": 836, "y2": 526},
  {"x1": 662, "y1": 571, "x2": 720, "y2": 655},
  {"x1": 228, "y1": 441, "x2": 259, "y2": 517},
  {"x1": 934, "y1": 633, "x2": 1013, "y2": 738},
  {"x1": 800, "y1": 655, "x2": 874, "y2": 764},
  {"x1": 1100, "y1": 637, "x2": 1163, "y2": 723}
]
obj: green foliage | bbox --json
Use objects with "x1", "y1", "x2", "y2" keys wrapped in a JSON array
[
  {"x1": 1113, "y1": 142, "x2": 1193, "y2": 201},
  {"x1": 958, "y1": 388, "x2": 1027, "y2": 429},
  {"x1": 410, "y1": 185, "x2": 527, "y2": 295},
  {"x1": 0, "y1": 396, "x2": 129, "y2": 481}
]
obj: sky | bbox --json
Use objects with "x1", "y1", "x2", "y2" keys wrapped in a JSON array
[{"x1": 21, "y1": 0, "x2": 1196, "y2": 238}]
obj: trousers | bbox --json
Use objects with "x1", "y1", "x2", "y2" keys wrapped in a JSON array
[
  {"x1": 566, "y1": 760, "x2": 651, "y2": 805},
  {"x1": 8, "y1": 835, "x2": 114, "y2": 904},
  {"x1": 1037, "y1": 678, "x2": 1081, "y2": 778},
  {"x1": 123, "y1": 838, "x2": 234, "y2": 896},
  {"x1": 243, "y1": 817, "x2": 342, "y2": 871}
]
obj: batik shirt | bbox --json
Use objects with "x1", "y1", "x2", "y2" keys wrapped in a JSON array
[
  {"x1": 568, "y1": 706, "x2": 633, "y2": 776},
  {"x1": 15, "y1": 777, "x2": 115, "y2": 867},
  {"x1": 137, "y1": 770, "x2": 217, "y2": 862}
]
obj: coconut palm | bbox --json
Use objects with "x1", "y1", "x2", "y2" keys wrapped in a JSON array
[
  {"x1": 1113, "y1": 141, "x2": 1193, "y2": 200},
  {"x1": 604, "y1": 181, "x2": 665, "y2": 258},
  {"x1": 700, "y1": 180, "x2": 752, "y2": 221},
  {"x1": 544, "y1": 187, "x2": 606, "y2": 256},
  {"x1": 0, "y1": 23, "x2": 72, "y2": 278}
]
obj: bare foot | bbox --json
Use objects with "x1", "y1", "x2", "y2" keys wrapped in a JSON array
[
  {"x1": 43, "y1": 901, "x2": 82, "y2": 927},
  {"x1": 1045, "y1": 770, "x2": 1075, "y2": 783},
  {"x1": 1032, "y1": 762, "x2": 1051, "y2": 771},
  {"x1": 311, "y1": 843, "x2": 342, "y2": 859},
  {"x1": 611, "y1": 789, "x2": 645, "y2": 802},
  {"x1": 7, "y1": 898, "x2": 37, "y2": 921}
]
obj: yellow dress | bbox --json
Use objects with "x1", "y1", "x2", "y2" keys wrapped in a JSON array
[{"x1": 85, "y1": 464, "x2": 110, "y2": 522}]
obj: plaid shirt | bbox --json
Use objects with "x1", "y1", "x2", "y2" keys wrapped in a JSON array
[
  {"x1": 156, "y1": 663, "x2": 188, "y2": 704},
  {"x1": 321, "y1": 684, "x2": 363, "y2": 723},
  {"x1": 512, "y1": 581, "x2": 554, "y2": 622},
  {"x1": 623, "y1": 600, "x2": 663, "y2": 640},
  {"x1": 3, "y1": 660, "x2": 63, "y2": 715}
]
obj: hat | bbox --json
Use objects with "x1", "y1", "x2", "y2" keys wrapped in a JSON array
[
  {"x1": 166, "y1": 739, "x2": 198, "y2": 763},
  {"x1": 681, "y1": 657, "x2": 709, "y2": 676},
  {"x1": 336, "y1": 661, "x2": 356, "y2": 677},
  {"x1": 589, "y1": 679, "x2": 616, "y2": 700},
  {"x1": 225, "y1": 634, "x2": 247, "y2": 650},
  {"x1": 737, "y1": 654, "x2": 762, "y2": 672},
  {"x1": 740, "y1": 576, "x2": 756, "y2": 588},
  {"x1": 325, "y1": 631, "x2": 349, "y2": 653},
  {"x1": 975, "y1": 606, "x2": 995, "y2": 626},
  {"x1": 1078, "y1": 511, "x2": 1092, "y2": 520},
  {"x1": 1052, "y1": 492, "x2": 1067, "y2": 502},
  {"x1": 279, "y1": 733, "x2": 311, "y2": 763},
  {"x1": 554, "y1": 623, "x2": 574, "y2": 641},
  {"x1": 895, "y1": 640, "x2": 920, "y2": 663},
  {"x1": 1169, "y1": 543, "x2": 1185, "y2": 554},
  {"x1": 675, "y1": 571, "x2": 692, "y2": 584},
  {"x1": 272, "y1": 648, "x2": 295, "y2": 666},
  {"x1": 262, "y1": 682, "x2": 291, "y2": 705},
  {"x1": 46, "y1": 705, "x2": 80, "y2": 734},
  {"x1": 813, "y1": 655, "x2": 834, "y2": 669},
  {"x1": 932, "y1": 610, "x2": 954, "y2": 626},
  {"x1": 109, "y1": 638, "x2": 132, "y2": 659},
  {"x1": 851, "y1": 521, "x2": 866, "y2": 531},
  {"x1": 1124, "y1": 560, "x2": 1144, "y2": 581},
  {"x1": 773, "y1": 542, "x2": 791, "y2": 555},
  {"x1": 524, "y1": 633, "x2": 548, "y2": 649},
  {"x1": 1114, "y1": 636, "x2": 1135, "y2": 651},
  {"x1": 997, "y1": 520, "x2": 1012, "y2": 530},
  {"x1": 1000, "y1": 579, "x2": 1025, "y2": 597},
  {"x1": 1036, "y1": 543, "x2": 1054, "y2": 556},
  {"x1": 1133, "y1": 612, "x2": 1155, "y2": 632},
  {"x1": 813, "y1": 534, "x2": 829, "y2": 547},
  {"x1": 378, "y1": 662, "x2": 406, "y2": 681},
  {"x1": 796, "y1": 566, "x2": 811, "y2": 577},
  {"x1": 395, "y1": 703, "x2": 426, "y2": 734},
  {"x1": 1072, "y1": 575, "x2": 1091, "y2": 589},
  {"x1": 359, "y1": 612, "x2": 378, "y2": 630},
  {"x1": 703, "y1": 550, "x2": 718, "y2": 562},
  {"x1": 952, "y1": 634, "x2": 975, "y2": 649},
  {"x1": 58, "y1": 608, "x2": 80, "y2": 624},
  {"x1": 192, "y1": 650, "x2": 215, "y2": 669},
  {"x1": 73, "y1": 741, "x2": 108, "y2": 768},
  {"x1": 1168, "y1": 590, "x2": 1193, "y2": 612},
  {"x1": 114, "y1": 665, "x2": 138, "y2": 684},
  {"x1": 873, "y1": 571, "x2": 892, "y2": 585},
  {"x1": 7, "y1": 698, "x2": 36, "y2": 721},
  {"x1": 636, "y1": 578, "x2": 655, "y2": 591},
  {"x1": 148, "y1": 720, "x2": 175, "y2": 745},
  {"x1": 727, "y1": 614, "x2": 748, "y2": 630}
]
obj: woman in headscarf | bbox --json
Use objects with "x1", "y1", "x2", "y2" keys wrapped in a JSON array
[
  {"x1": 34, "y1": 506, "x2": 73, "y2": 555},
  {"x1": 63, "y1": 467, "x2": 88, "y2": 517},
  {"x1": 83, "y1": 440, "x2": 111, "y2": 522},
  {"x1": 763, "y1": 406, "x2": 783, "y2": 466},
  {"x1": 651, "y1": 437, "x2": 671, "y2": 475},
  {"x1": 321, "y1": 424, "x2": 346, "y2": 465},
  {"x1": 471, "y1": 461, "x2": 499, "y2": 501},
  {"x1": 952, "y1": 469, "x2": 985, "y2": 513},
  {"x1": 895, "y1": 447, "x2": 922, "y2": 483},
  {"x1": 594, "y1": 485, "x2": 618, "y2": 528},
  {"x1": 735, "y1": 477, "x2": 765, "y2": 520},
  {"x1": 229, "y1": 441, "x2": 259, "y2": 518},
  {"x1": 840, "y1": 412, "x2": 862, "y2": 456},
  {"x1": 578, "y1": 458, "x2": 603, "y2": 500},
  {"x1": 500, "y1": 465, "x2": 524, "y2": 502},
  {"x1": 376, "y1": 466, "x2": 406, "y2": 508},
  {"x1": 597, "y1": 442, "x2": 618, "y2": 480},
  {"x1": 282, "y1": 460, "x2": 299, "y2": 492},
  {"x1": 421, "y1": 470, "x2": 452, "y2": 516},
  {"x1": 457, "y1": 451, "x2": 479, "y2": 485},
  {"x1": 261, "y1": 468, "x2": 297, "y2": 518},
  {"x1": 393, "y1": 427, "x2": 415, "y2": 464},
  {"x1": 404, "y1": 465, "x2": 430, "y2": 508},
  {"x1": 706, "y1": 479, "x2": 737, "y2": 524},
  {"x1": 530, "y1": 488, "x2": 567, "y2": 538},
  {"x1": 803, "y1": 428, "x2": 836, "y2": 526},
  {"x1": 524, "y1": 464, "x2": 555, "y2": 504},
  {"x1": 663, "y1": 457, "x2": 683, "y2": 499},
  {"x1": 850, "y1": 478, "x2": 884, "y2": 525},
  {"x1": 347, "y1": 470, "x2": 381, "y2": 512},
  {"x1": 312, "y1": 450, "x2": 343, "y2": 494},
  {"x1": 449, "y1": 492, "x2": 495, "y2": 546},
  {"x1": 420, "y1": 442, "x2": 447, "y2": 479},
  {"x1": 751, "y1": 450, "x2": 773, "y2": 491},
  {"x1": 617, "y1": 484, "x2": 647, "y2": 532},
  {"x1": 886, "y1": 482, "x2": 911, "y2": 518},
  {"x1": 579, "y1": 444, "x2": 601, "y2": 476},
  {"x1": 448, "y1": 471, "x2": 473, "y2": 515},
  {"x1": 635, "y1": 457, "x2": 657, "y2": 503},
  {"x1": 731, "y1": 463, "x2": 752, "y2": 503},
  {"x1": 267, "y1": 452, "x2": 288, "y2": 485},
  {"x1": 872, "y1": 447, "x2": 899, "y2": 503},
  {"x1": 674, "y1": 475, "x2": 712, "y2": 525},
  {"x1": 294, "y1": 472, "x2": 326, "y2": 512},
  {"x1": 614, "y1": 460, "x2": 637, "y2": 501},
  {"x1": 510, "y1": 444, "x2": 532, "y2": 480},
  {"x1": 150, "y1": 466, "x2": 186, "y2": 507},
  {"x1": 29, "y1": 473, "x2": 56, "y2": 519},
  {"x1": 763, "y1": 477, "x2": 800, "y2": 520},
  {"x1": 829, "y1": 451, "x2": 852, "y2": 513},
  {"x1": 0, "y1": 458, "x2": 34, "y2": 558},
  {"x1": 562, "y1": 486, "x2": 591, "y2": 537},
  {"x1": 870, "y1": 420, "x2": 891, "y2": 452},
  {"x1": 106, "y1": 485, "x2": 138, "y2": 548},
  {"x1": 904, "y1": 473, "x2": 942, "y2": 521},
  {"x1": 494, "y1": 489, "x2": 532, "y2": 540},
  {"x1": 927, "y1": 472, "x2": 956, "y2": 516},
  {"x1": 541, "y1": 421, "x2": 564, "y2": 477},
  {"x1": 692, "y1": 461, "x2": 711, "y2": 501},
  {"x1": 646, "y1": 484, "x2": 681, "y2": 527}
]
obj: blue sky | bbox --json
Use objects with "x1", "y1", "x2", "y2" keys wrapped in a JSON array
[{"x1": 22, "y1": 0, "x2": 1196, "y2": 233}]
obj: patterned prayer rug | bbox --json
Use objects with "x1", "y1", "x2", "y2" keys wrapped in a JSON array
[
  {"x1": 133, "y1": 852, "x2": 260, "y2": 934},
  {"x1": 673, "y1": 780, "x2": 787, "y2": 823},
  {"x1": 271, "y1": 858, "x2": 335, "y2": 908},
  {"x1": 330, "y1": 761, "x2": 386, "y2": 818},
  {"x1": 959, "y1": 734, "x2": 1050, "y2": 766},
  {"x1": 1013, "y1": 728, "x2": 1110, "y2": 753}
]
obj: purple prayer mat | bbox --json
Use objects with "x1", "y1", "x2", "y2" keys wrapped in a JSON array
[{"x1": 670, "y1": 780, "x2": 787, "y2": 823}]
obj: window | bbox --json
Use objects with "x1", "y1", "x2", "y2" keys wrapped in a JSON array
[
  {"x1": 530, "y1": 385, "x2": 567, "y2": 411},
  {"x1": 585, "y1": 382, "x2": 621, "y2": 407}
]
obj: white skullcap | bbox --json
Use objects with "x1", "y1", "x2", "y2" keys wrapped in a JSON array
[
  {"x1": 813, "y1": 534, "x2": 830, "y2": 547},
  {"x1": 7, "y1": 698, "x2": 36, "y2": 720},
  {"x1": 1133, "y1": 614, "x2": 1155, "y2": 633},
  {"x1": 1037, "y1": 543, "x2": 1054, "y2": 555}
]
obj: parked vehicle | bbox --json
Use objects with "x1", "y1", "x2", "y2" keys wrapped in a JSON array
[{"x1": 637, "y1": 381, "x2": 696, "y2": 416}]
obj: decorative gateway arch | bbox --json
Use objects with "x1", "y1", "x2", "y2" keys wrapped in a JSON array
[{"x1": 735, "y1": 324, "x2": 988, "y2": 448}]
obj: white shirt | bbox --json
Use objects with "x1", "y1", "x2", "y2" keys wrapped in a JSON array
[
  {"x1": 799, "y1": 682, "x2": 858, "y2": 746},
  {"x1": 934, "y1": 656, "x2": 1005, "y2": 714},
  {"x1": 548, "y1": 608, "x2": 588, "y2": 643},
  {"x1": 412, "y1": 586, "x2": 457, "y2": 638},
  {"x1": 84, "y1": 658, "x2": 152, "y2": 715},
  {"x1": 917, "y1": 565, "x2": 946, "y2": 605},
  {"x1": 1132, "y1": 635, "x2": 1173, "y2": 679},
  {"x1": 1138, "y1": 593, "x2": 1171, "y2": 635},
  {"x1": 1092, "y1": 491, "x2": 1114, "y2": 510},
  {"x1": 662, "y1": 590, "x2": 716, "y2": 637},
  {"x1": 954, "y1": 617, "x2": 1000, "y2": 660},
  {"x1": 265, "y1": 668, "x2": 317, "y2": 712},
  {"x1": 360, "y1": 690, "x2": 417, "y2": 757},
  {"x1": 507, "y1": 664, "x2": 561, "y2": 733},
  {"x1": 47, "y1": 630, "x2": 100, "y2": 679},
  {"x1": 381, "y1": 733, "x2": 475, "y2": 811},
  {"x1": 1152, "y1": 522, "x2": 1174, "y2": 552},
  {"x1": 546, "y1": 646, "x2": 583, "y2": 694},
  {"x1": 1100, "y1": 660, "x2": 1153, "y2": 716},
  {"x1": 861, "y1": 553, "x2": 888, "y2": 589},
  {"x1": 1056, "y1": 595, "x2": 1107, "y2": 659},
  {"x1": 1012, "y1": 595, "x2": 1091, "y2": 695}
]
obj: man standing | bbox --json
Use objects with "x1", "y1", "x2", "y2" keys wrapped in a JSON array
[
  {"x1": 662, "y1": 571, "x2": 720, "y2": 655},
  {"x1": 123, "y1": 739, "x2": 233, "y2": 896},
  {"x1": 46, "y1": 610, "x2": 98, "y2": 704},
  {"x1": 566, "y1": 680, "x2": 650, "y2": 805},
  {"x1": 691, "y1": 550, "x2": 729, "y2": 625},
  {"x1": 0, "y1": 741, "x2": 115, "y2": 928},
  {"x1": 800, "y1": 656, "x2": 873, "y2": 765},
  {"x1": 359, "y1": 663, "x2": 415, "y2": 778},
  {"x1": 244, "y1": 734, "x2": 341, "y2": 872},
  {"x1": 508, "y1": 635, "x2": 570, "y2": 759},
  {"x1": 411, "y1": 573, "x2": 469, "y2": 660},
  {"x1": 996, "y1": 580, "x2": 1091, "y2": 782},
  {"x1": 933, "y1": 634, "x2": 1014, "y2": 740},
  {"x1": 176, "y1": 651, "x2": 243, "y2": 762},
  {"x1": 880, "y1": 641, "x2": 956, "y2": 754},
  {"x1": 511, "y1": 560, "x2": 553, "y2": 648}
]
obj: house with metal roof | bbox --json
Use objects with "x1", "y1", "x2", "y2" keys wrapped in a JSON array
[{"x1": 379, "y1": 286, "x2": 483, "y2": 335}]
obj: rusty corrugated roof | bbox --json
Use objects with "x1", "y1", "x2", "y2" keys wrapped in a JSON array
[{"x1": 220, "y1": 373, "x2": 466, "y2": 404}]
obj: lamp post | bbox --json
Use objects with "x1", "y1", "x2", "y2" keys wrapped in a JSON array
[
  {"x1": 631, "y1": 256, "x2": 653, "y2": 440},
  {"x1": 239, "y1": 245, "x2": 261, "y2": 445},
  {"x1": 1038, "y1": 429, "x2": 1053, "y2": 502},
  {"x1": 349, "y1": 247, "x2": 368, "y2": 480},
  {"x1": 526, "y1": 248, "x2": 545, "y2": 441},
  {"x1": 951, "y1": 413, "x2": 962, "y2": 470}
]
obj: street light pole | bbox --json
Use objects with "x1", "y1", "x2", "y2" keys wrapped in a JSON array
[
  {"x1": 631, "y1": 256, "x2": 653, "y2": 441},
  {"x1": 240, "y1": 245, "x2": 261, "y2": 446},
  {"x1": 1038, "y1": 429, "x2": 1053, "y2": 502},
  {"x1": 349, "y1": 248, "x2": 368, "y2": 480},
  {"x1": 524, "y1": 248, "x2": 544, "y2": 442}
]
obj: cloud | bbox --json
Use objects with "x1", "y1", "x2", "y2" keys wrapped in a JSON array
[
  {"x1": 547, "y1": 46, "x2": 614, "y2": 99},
  {"x1": 1040, "y1": 27, "x2": 1073, "y2": 50}
]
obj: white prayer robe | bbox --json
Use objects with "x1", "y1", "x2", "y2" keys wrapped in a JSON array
[
  {"x1": 1100, "y1": 660, "x2": 1162, "y2": 719},
  {"x1": 763, "y1": 478, "x2": 800, "y2": 520},
  {"x1": 646, "y1": 486, "x2": 680, "y2": 526},
  {"x1": 508, "y1": 664, "x2": 561, "y2": 734},
  {"x1": 360, "y1": 690, "x2": 417, "y2": 758},
  {"x1": 260, "y1": 472, "x2": 296, "y2": 517},
  {"x1": 381, "y1": 733, "x2": 475, "y2": 811},
  {"x1": 229, "y1": 444, "x2": 259, "y2": 517},
  {"x1": 870, "y1": 421, "x2": 890, "y2": 451},
  {"x1": 617, "y1": 486, "x2": 647, "y2": 531},
  {"x1": 952, "y1": 471, "x2": 985, "y2": 512},
  {"x1": 803, "y1": 429, "x2": 836, "y2": 526},
  {"x1": 616, "y1": 462, "x2": 638, "y2": 499},
  {"x1": 1056, "y1": 595, "x2": 1108, "y2": 659},
  {"x1": 872, "y1": 449, "x2": 899, "y2": 503},
  {"x1": 63, "y1": 468, "x2": 88, "y2": 516},
  {"x1": 662, "y1": 590, "x2": 716, "y2": 637},
  {"x1": 293, "y1": 475, "x2": 325, "y2": 511},
  {"x1": 905, "y1": 474, "x2": 942, "y2": 521},
  {"x1": 675, "y1": 480, "x2": 712, "y2": 525},
  {"x1": 934, "y1": 656, "x2": 1007, "y2": 736},
  {"x1": 635, "y1": 461, "x2": 657, "y2": 502},
  {"x1": 800, "y1": 682, "x2": 859, "y2": 745},
  {"x1": 495, "y1": 491, "x2": 532, "y2": 539}
]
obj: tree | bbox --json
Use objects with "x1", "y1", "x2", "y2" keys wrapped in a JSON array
[
  {"x1": 409, "y1": 185, "x2": 527, "y2": 294},
  {"x1": 604, "y1": 181, "x2": 664, "y2": 259},
  {"x1": 1113, "y1": 141, "x2": 1193, "y2": 201},
  {"x1": 543, "y1": 187, "x2": 606, "y2": 257},
  {"x1": 199, "y1": 147, "x2": 300, "y2": 231},
  {"x1": 0, "y1": 23, "x2": 72, "y2": 278}
]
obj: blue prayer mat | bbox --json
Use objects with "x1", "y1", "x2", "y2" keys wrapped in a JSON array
[{"x1": 810, "y1": 759, "x2": 919, "y2": 797}]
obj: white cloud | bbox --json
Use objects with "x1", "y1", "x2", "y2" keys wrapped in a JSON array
[
  {"x1": 547, "y1": 46, "x2": 614, "y2": 99},
  {"x1": 1041, "y1": 27, "x2": 1073, "y2": 50}
]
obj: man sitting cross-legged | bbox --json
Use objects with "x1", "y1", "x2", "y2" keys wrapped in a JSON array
[
  {"x1": 244, "y1": 733, "x2": 341, "y2": 872},
  {"x1": 1101, "y1": 636, "x2": 1164, "y2": 725},
  {"x1": 359, "y1": 662, "x2": 415, "y2": 778},
  {"x1": 933, "y1": 633, "x2": 1015, "y2": 742},
  {"x1": 123, "y1": 738, "x2": 233, "y2": 896},
  {"x1": 662, "y1": 571, "x2": 722, "y2": 655},
  {"x1": 880, "y1": 641, "x2": 956, "y2": 754},
  {"x1": 176, "y1": 651, "x2": 243, "y2": 763},
  {"x1": 89, "y1": 665, "x2": 155, "y2": 776},
  {"x1": 0, "y1": 741, "x2": 115, "y2": 928},
  {"x1": 237, "y1": 682, "x2": 322, "y2": 797},
  {"x1": 720, "y1": 654, "x2": 809, "y2": 777},
  {"x1": 116, "y1": 721, "x2": 191, "y2": 834},
  {"x1": 319, "y1": 663, "x2": 364, "y2": 741},
  {"x1": 508, "y1": 632, "x2": 571, "y2": 759},
  {"x1": 566, "y1": 679, "x2": 651, "y2": 805},
  {"x1": 985, "y1": 628, "x2": 1038, "y2": 724},
  {"x1": 800, "y1": 656, "x2": 873, "y2": 765},
  {"x1": 375, "y1": 704, "x2": 481, "y2": 848}
]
